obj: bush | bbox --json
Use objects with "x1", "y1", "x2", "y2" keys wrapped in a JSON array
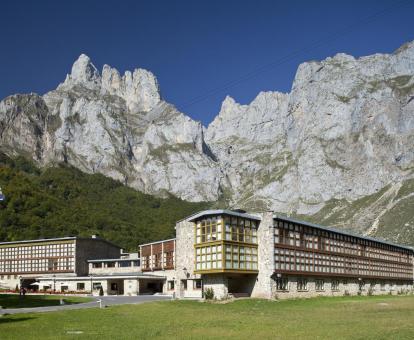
[
  {"x1": 204, "y1": 287, "x2": 214, "y2": 300},
  {"x1": 343, "y1": 290, "x2": 350, "y2": 296},
  {"x1": 99, "y1": 286, "x2": 104, "y2": 296}
]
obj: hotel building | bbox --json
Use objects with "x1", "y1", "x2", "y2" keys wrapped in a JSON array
[
  {"x1": 173, "y1": 210, "x2": 413, "y2": 299},
  {"x1": 0, "y1": 209, "x2": 413, "y2": 299}
]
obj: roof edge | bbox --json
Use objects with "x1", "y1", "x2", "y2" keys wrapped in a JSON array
[
  {"x1": 273, "y1": 214, "x2": 414, "y2": 252},
  {"x1": 186, "y1": 209, "x2": 262, "y2": 222}
]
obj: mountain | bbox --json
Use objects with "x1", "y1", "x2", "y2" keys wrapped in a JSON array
[
  {"x1": 0, "y1": 42, "x2": 413, "y2": 245},
  {"x1": 0, "y1": 54, "x2": 220, "y2": 202}
]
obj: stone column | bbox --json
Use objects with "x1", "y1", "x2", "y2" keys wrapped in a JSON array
[
  {"x1": 251, "y1": 211, "x2": 275, "y2": 299},
  {"x1": 174, "y1": 219, "x2": 196, "y2": 298}
]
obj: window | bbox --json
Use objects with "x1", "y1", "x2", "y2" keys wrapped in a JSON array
[
  {"x1": 276, "y1": 278, "x2": 289, "y2": 291},
  {"x1": 297, "y1": 278, "x2": 308, "y2": 291},
  {"x1": 106, "y1": 262, "x2": 116, "y2": 268},
  {"x1": 48, "y1": 259, "x2": 58, "y2": 271},
  {"x1": 196, "y1": 217, "x2": 223, "y2": 243},
  {"x1": 119, "y1": 261, "x2": 131, "y2": 267},
  {"x1": 196, "y1": 215, "x2": 257, "y2": 245},
  {"x1": 93, "y1": 282, "x2": 102, "y2": 290},
  {"x1": 196, "y1": 245, "x2": 223, "y2": 271},
  {"x1": 167, "y1": 280, "x2": 175, "y2": 290},
  {"x1": 165, "y1": 251, "x2": 174, "y2": 268},
  {"x1": 142, "y1": 256, "x2": 151, "y2": 270},
  {"x1": 315, "y1": 279, "x2": 325, "y2": 291},
  {"x1": 193, "y1": 279, "x2": 202, "y2": 289},
  {"x1": 77, "y1": 283, "x2": 85, "y2": 291},
  {"x1": 92, "y1": 263, "x2": 102, "y2": 268},
  {"x1": 331, "y1": 280, "x2": 339, "y2": 291},
  {"x1": 111, "y1": 283, "x2": 118, "y2": 291},
  {"x1": 182, "y1": 280, "x2": 187, "y2": 290}
]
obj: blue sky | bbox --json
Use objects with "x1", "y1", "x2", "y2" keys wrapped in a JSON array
[{"x1": 0, "y1": 0, "x2": 413, "y2": 125}]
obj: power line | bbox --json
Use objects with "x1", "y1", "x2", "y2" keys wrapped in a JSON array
[{"x1": 179, "y1": 0, "x2": 412, "y2": 110}]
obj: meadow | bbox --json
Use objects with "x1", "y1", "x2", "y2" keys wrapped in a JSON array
[{"x1": 1, "y1": 295, "x2": 414, "y2": 339}]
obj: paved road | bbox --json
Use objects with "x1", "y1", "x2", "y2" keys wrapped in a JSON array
[{"x1": 0, "y1": 295, "x2": 172, "y2": 315}]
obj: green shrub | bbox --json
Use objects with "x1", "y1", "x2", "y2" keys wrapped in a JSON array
[{"x1": 204, "y1": 288, "x2": 214, "y2": 300}]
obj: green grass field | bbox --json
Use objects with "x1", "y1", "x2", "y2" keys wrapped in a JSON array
[
  {"x1": 1, "y1": 295, "x2": 414, "y2": 339},
  {"x1": 0, "y1": 294, "x2": 92, "y2": 309}
]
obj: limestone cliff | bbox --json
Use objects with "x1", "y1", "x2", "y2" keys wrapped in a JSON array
[{"x1": 1, "y1": 42, "x2": 413, "y2": 243}]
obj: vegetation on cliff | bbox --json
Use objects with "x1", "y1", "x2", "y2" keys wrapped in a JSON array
[{"x1": 0, "y1": 153, "x2": 210, "y2": 250}]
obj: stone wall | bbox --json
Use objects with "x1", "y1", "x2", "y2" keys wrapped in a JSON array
[
  {"x1": 203, "y1": 274, "x2": 229, "y2": 299},
  {"x1": 174, "y1": 219, "x2": 201, "y2": 298},
  {"x1": 251, "y1": 211, "x2": 274, "y2": 299},
  {"x1": 271, "y1": 276, "x2": 413, "y2": 299}
]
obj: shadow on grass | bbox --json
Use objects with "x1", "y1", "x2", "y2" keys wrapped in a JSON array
[
  {"x1": 0, "y1": 315, "x2": 36, "y2": 324},
  {"x1": 0, "y1": 294, "x2": 91, "y2": 309}
]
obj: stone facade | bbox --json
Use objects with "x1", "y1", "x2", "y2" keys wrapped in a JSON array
[
  {"x1": 251, "y1": 211, "x2": 274, "y2": 299},
  {"x1": 174, "y1": 219, "x2": 202, "y2": 298},
  {"x1": 203, "y1": 274, "x2": 228, "y2": 299}
]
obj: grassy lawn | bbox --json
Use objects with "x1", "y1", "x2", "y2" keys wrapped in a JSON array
[
  {"x1": 0, "y1": 295, "x2": 414, "y2": 339},
  {"x1": 0, "y1": 294, "x2": 93, "y2": 309}
]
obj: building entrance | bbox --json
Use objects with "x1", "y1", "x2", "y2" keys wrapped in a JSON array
[{"x1": 227, "y1": 275, "x2": 256, "y2": 297}]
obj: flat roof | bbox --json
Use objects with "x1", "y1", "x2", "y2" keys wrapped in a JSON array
[
  {"x1": 274, "y1": 215, "x2": 414, "y2": 252},
  {"x1": 88, "y1": 258, "x2": 140, "y2": 263},
  {"x1": 37, "y1": 273, "x2": 166, "y2": 280},
  {"x1": 186, "y1": 209, "x2": 261, "y2": 222},
  {"x1": 0, "y1": 236, "x2": 76, "y2": 246},
  {"x1": 139, "y1": 238, "x2": 176, "y2": 247},
  {"x1": 0, "y1": 236, "x2": 122, "y2": 250}
]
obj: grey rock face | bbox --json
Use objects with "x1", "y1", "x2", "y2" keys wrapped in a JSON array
[
  {"x1": 206, "y1": 41, "x2": 414, "y2": 216},
  {"x1": 0, "y1": 54, "x2": 220, "y2": 201},
  {"x1": 0, "y1": 94, "x2": 49, "y2": 160},
  {"x1": 0, "y1": 42, "x2": 413, "y2": 226}
]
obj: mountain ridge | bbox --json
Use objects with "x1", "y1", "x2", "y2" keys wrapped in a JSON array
[{"x1": 1, "y1": 41, "x2": 413, "y2": 244}]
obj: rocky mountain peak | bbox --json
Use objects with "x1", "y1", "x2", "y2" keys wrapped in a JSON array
[
  {"x1": 67, "y1": 53, "x2": 101, "y2": 87},
  {"x1": 58, "y1": 55, "x2": 161, "y2": 112}
]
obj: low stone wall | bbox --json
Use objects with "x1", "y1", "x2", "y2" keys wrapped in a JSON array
[
  {"x1": 271, "y1": 276, "x2": 413, "y2": 299},
  {"x1": 203, "y1": 274, "x2": 229, "y2": 299}
]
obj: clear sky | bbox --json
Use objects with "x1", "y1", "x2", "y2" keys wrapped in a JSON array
[{"x1": 1, "y1": 0, "x2": 413, "y2": 126}]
